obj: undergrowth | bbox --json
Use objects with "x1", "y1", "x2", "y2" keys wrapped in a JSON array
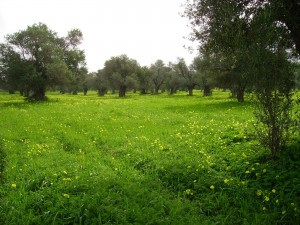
[{"x1": 0, "y1": 90, "x2": 299, "y2": 224}]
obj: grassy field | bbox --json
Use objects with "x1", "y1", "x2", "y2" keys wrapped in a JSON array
[{"x1": 0, "y1": 90, "x2": 299, "y2": 225}]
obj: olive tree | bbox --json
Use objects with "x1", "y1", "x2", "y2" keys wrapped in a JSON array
[
  {"x1": 174, "y1": 58, "x2": 199, "y2": 96},
  {"x1": 0, "y1": 23, "x2": 86, "y2": 100},
  {"x1": 103, "y1": 55, "x2": 139, "y2": 97},
  {"x1": 150, "y1": 60, "x2": 168, "y2": 94},
  {"x1": 184, "y1": 0, "x2": 297, "y2": 158}
]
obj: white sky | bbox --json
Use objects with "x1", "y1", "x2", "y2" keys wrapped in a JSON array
[{"x1": 0, "y1": 0, "x2": 198, "y2": 72}]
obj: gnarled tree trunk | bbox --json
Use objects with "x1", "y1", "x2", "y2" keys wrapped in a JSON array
[{"x1": 119, "y1": 85, "x2": 126, "y2": 97}]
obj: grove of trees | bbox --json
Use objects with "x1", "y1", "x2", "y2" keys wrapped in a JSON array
[{"x1": 0, "y1": 1, "x2": 299, "y2": 158}]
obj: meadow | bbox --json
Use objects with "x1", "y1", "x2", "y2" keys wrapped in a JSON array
[{"x1": 0, "y1": 90, "x2": 299, "y2": 225}]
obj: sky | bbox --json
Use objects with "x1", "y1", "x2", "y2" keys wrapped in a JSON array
[{"x1": 0, "y1": 0, "x2": 198, "y2": 72}]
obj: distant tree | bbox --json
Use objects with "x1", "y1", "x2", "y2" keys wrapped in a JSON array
[
  {"x1": 63, "y1": 29, "x2": 88, "y2": 95},
  {"x1": 136, "y1": 66, "x2": 152, "y2": 94},
  {"x1": 103, "y1": 55, "x2": 139, "y2": 97},
  {"x1": 165, "y1": 64, "x2": 182, "y2": 95},
  {"x1": 174, "y1": 58, "x2": 199, "y2": 96},
  {"x1": 0, "y1": 23, "x2": 87, "y2": 100},
  {"x1": 84, "y1": 72, "x2": 96, "y2": 92},
  {"x1": 150, "y1": 60, "x2": 168, "y2": 94},
  {"x1": 193, "y1": 55, "x2": 215, "y2": 97},
  {"x1": 94, "y1": 70, "x2": 110, "y2": 96}
]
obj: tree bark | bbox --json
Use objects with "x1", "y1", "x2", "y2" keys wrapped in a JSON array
[
  {"x1": 83, "y1": 87, "x2": 88, "y2": 95},
  {"x1": 140, "y1": 89, "x2": 147, "y2": 95},
  {"x1": 188, "y1": 87, "x2": 193, "y2": 96},
  {"x1": 169, "y1": 87, "x2": 177, "y2": 95},
  {"x1": 236, "y1": 85, "x2": 245, "y2": 103},
  {"x1": 202, "y1": 77, "x2": 211, "y2": 96},
  {"x1": 203, "y1": 85, "x2": 211, "y2": 96},
  {"x1": 98, "y1": 88, "x2": 107, "y2": 96},
  {"x1": 236, "y1": 89, "x2": 244, "y2": 103},
  {"x1": 31, "y1": 87, "x2": 46, "y2": 101},
  {"x1": 119, "y1": 85, "x2": 126, "y2": 97}
]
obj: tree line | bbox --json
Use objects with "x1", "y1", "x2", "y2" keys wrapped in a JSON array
[
  {"x1": 86, "y1": 55, "x2": 215, "y2": 98},
  {"x1": 0, "y1": 22, "x2": 299, "y2": 101},
  {"x1": 0, "y1": 22, "x2": 250, "y2": 100}
]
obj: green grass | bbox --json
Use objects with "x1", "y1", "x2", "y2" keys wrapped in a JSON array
[{"x1": 0, "y1": 90, "x2": 299, "y2": 224}]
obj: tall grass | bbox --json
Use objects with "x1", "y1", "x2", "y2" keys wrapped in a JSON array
[{"x1": 0, "y1": 90, "x2": 299, "y2": 224}]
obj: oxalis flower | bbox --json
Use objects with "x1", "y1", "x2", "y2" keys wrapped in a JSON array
[
  {"x1": 185, "y1": 189, "x2": 193, "y2": 195},
  {"x1": 63, "y1": 194, "x2": 70, "y2": 198},
  {"x1": 210, "y1": 185, "x2": 215, "y2": 190},
  {"x1": 256, "y1": 190, "x2": 262, "y2": 196}
]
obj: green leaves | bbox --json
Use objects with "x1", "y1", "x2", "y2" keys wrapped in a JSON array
[
  {"x1": 1, "y1": 23, "x2": 87, "y2": 100},
  {"x1": 103, "y1": 55, "x2": 140, "y2": 97}
]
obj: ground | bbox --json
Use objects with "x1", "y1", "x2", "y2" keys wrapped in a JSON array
[{"x1": 0, "y1": 90, "x2": 299, "y2": 224}]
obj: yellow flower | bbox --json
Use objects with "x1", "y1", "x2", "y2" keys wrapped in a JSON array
[
  {"x1": 265, "y1": 196, "x2": 270, "y2": 201},
  {"x1": 224, "y1": 179, "x2": 229, "y2": 184},
  {"x1": 185, "y1": 189, "x2": 193, "y2": 195},
  {"x1": 272, "y1": 189, "x2": 276, "y2": 193},
  {"x1": 245, "y1": 170, "x2": 250, "y2": 174},
  {"x1": 63, "y1": 193, "x2": 70, "y2": 198},
  {"x1": 210, "y1": 185, "x2": 215, "y2": 190},
  {"x1": 256, "y1": 190, "x2": 262, "y2": 196},
  {"x1": 251, "y1": 167, "x2": 255, "y2": 171},
  {"x1": 11, "y1": 183, "x2": 17, "y2": 188}
]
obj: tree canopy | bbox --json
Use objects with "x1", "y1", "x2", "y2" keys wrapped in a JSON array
[
  {"x1": 0, "y1": 23, "x2": 87, "y2": 100},
  {"x1": 183, "y1": 0, "x2": 298, "y2": 157},
  {"x1": 102, "y1": 55, "x2": 139, "y2": 97}
]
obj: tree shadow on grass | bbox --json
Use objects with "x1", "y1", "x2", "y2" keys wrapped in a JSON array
[
  {"x1": 164, "y1": 100, "x2": 254, "y2": 113},
  {"x1": 0, "y1": 140, "x2": 6, "y2": 184},
  {"x1": 0, "y1": 98, "x2": 60, "y2": 108}
]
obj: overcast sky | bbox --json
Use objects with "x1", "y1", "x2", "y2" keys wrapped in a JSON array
[{"x1": 0, "y1": 0, "x2": 198, "y2": 72}]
